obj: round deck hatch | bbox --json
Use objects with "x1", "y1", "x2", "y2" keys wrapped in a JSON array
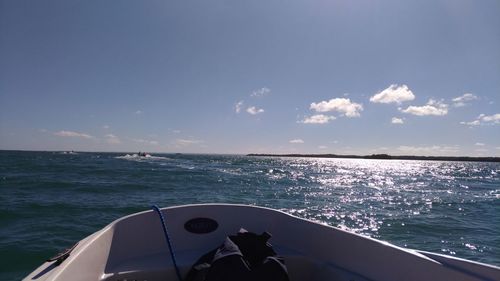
[{"x1": 184, "y1": 217, "x2": 218, "y2": 234}]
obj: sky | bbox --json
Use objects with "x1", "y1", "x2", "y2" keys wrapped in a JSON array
[{"x1": 1, "y1": 0, "x2": 499, "y2": 156}]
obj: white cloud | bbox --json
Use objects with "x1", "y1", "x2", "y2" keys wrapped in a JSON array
[
  {"x1": 391, "y1": 117, "x2": 404, "y2": 124},
  {"x1": 235, "y1": 88, "x2": 269, "y2": 115},
  {"x1": 452, "y1": 93, "x2": 478, "y2": 107},
  {"x1": 310, "y1": 98, "x2": 363, "y2": 117},
  {"x1": 246, "y1": 106, "x2": 264, "y2": 115},
  {"x1": 300, "y1": 114, "x2": 336, "y2": 124},
  {"x1": 480, "y1": 113, "x2": 500, "y2": 123},
  {"x1": 135, "y1": 110, "x2": 142, "y2": 115},
  {"x1": 289, "y1": 139, "x2": 304, "y2": 144},
  {"x1": 235, "y1": 101, "x2": 244, "y2": 113},
  {"x1": 105, "y1": 134, "x2": 121, "y2": 144},
  {"x1": 176, "y1": 139, "x2": 204, "y2": 146},
  {"x1": 460, "y1": 120, "x2": 481, "y2": 126},
  {"x1": 132, "y1": 138, "x2": 159, "y2": 145},
  {"x1": 54, "y1": 130, "x2": 93, "y2": 139},
  {"x1": 475, "y1": 142, "x2": 485, "y2": 146},
  {"x1": 397, "y1": 145, "x2": 460, "y2": 155},
  {"x1": 318, "y1": 145, "x2": 328, "y2": 150},
  {"x1": 400, "y1": 99, "x2": 448, "y2": 116},
  {"x1": 460, "y1": 113, "x2": 500, "y2": 126},
  {"x1": 370, "y1": 84, "x2": 415, "y2": 104},
  {"x1": 103, "y1": 125, "x2": 110, "y2": 129},
  {"x1": 251, "y1": 87, "x2": 270, "y2": 97}
]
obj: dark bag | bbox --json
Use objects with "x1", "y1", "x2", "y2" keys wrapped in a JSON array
[{"x1": 185, "y1": 229, "x2": 290, "y2": 281}]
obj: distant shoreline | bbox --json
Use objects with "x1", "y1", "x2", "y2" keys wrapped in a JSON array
[
  {"x1": 247, "y1": 153, "x2": 500, "y2": 163},
  {"x1": 1, "y1": 150, "x2": 499, "y2": 162}
]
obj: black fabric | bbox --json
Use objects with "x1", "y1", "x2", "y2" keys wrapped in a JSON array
[{"x1": 184, "y1": 230, "x2": 289, "y2": 281}]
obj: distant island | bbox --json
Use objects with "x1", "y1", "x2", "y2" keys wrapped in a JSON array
[{"x1": 247, "y1": 153, "x2": 500, "y2": 163}]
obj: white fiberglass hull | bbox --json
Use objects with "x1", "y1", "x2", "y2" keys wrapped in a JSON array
[{"x1": 24, "y1": 204, "x2": 500, "y2": 281}]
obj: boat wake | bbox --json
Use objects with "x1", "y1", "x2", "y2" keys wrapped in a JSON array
[{"x1": 115, "y1": 154, "x2": 170, "y2": 161}]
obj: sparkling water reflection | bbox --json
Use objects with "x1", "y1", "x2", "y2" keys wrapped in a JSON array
[{"x1": 263, "y1": 157, "x2": 498, "y2": 264}]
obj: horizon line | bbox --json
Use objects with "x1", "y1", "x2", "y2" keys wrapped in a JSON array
[{"x1": 1, "y1": 149, "x2": 499, "y2": 161}]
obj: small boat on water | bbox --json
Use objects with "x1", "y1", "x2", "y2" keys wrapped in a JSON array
[
  {"x1": 24, "y1": 204, "x2": 500, "y2": 281},
  {"x1": 138, "y1": 152, "x2": 151, "y2": 157}
]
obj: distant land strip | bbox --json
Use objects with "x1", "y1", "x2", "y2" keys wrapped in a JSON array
[{"x1": 247, "y1": 153, "x2": 500, "y2": 163}]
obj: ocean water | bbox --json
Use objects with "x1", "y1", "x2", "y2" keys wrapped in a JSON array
[{"x1": 0, "y1": 150, "x2": 499, "y2": 280}]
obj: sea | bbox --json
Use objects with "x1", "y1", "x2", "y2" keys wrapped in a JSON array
[{"x1": 0, "y1": 150, "x2": 499, "y2": 280}]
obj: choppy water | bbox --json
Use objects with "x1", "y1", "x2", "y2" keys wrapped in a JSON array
[{"x1": 0, "y1": 150, "x2": 499, "y2": 280}]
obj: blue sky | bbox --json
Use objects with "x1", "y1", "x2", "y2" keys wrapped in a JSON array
[{"x1": 1, "y1": 0, "x2": 499, "y2": 156}]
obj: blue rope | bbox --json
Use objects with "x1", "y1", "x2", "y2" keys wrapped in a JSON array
[{"x1": 151, "y1": 205, "x2": 183, "y2": 281}]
